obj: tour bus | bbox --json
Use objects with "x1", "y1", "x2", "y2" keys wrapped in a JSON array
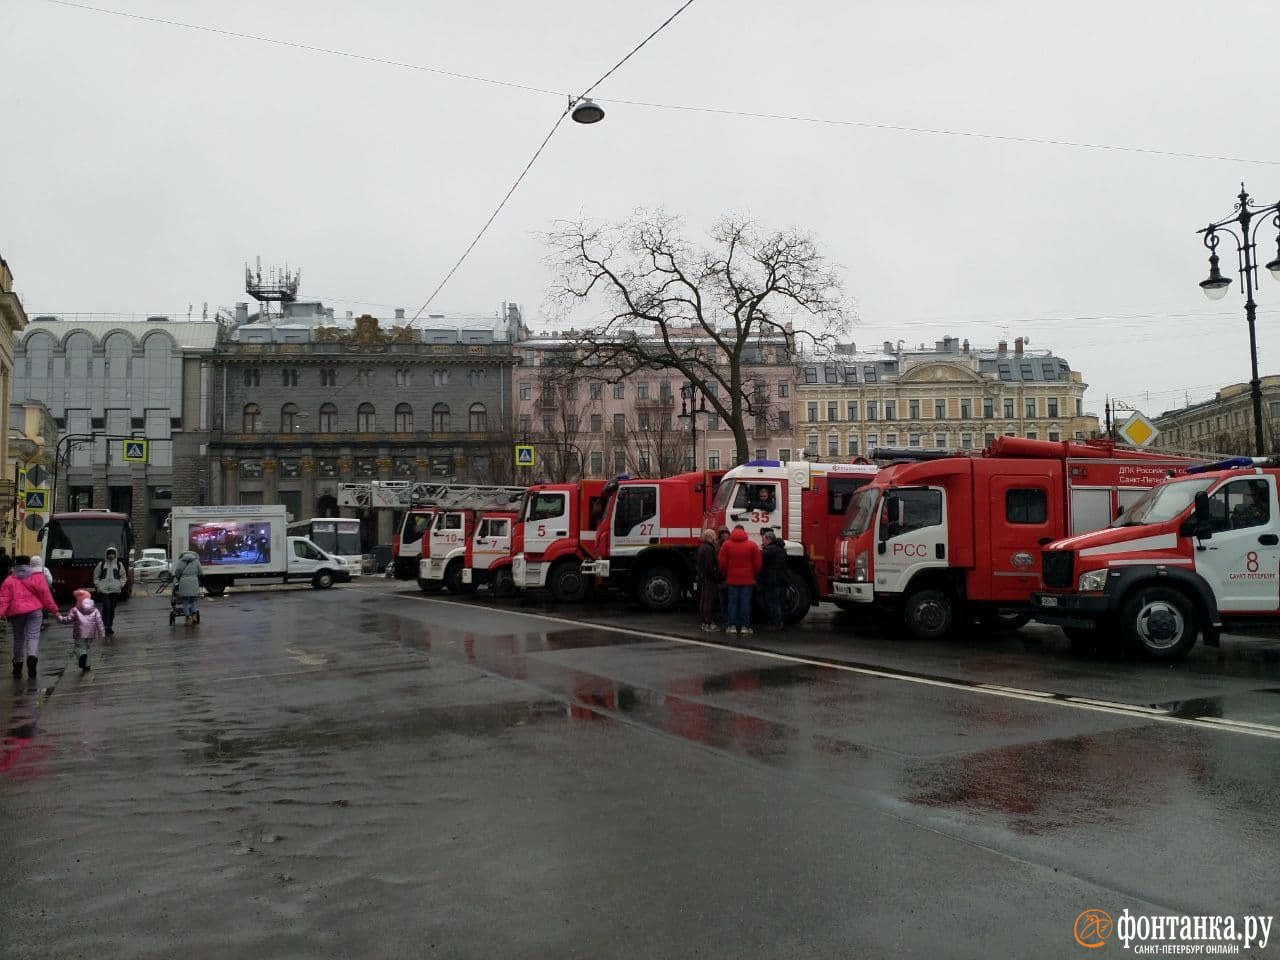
[
  {"x1": 39, "y1": 509, "x2": 135, "y2": 603},
  {"x1": 287, "y1": 517, "x2": 364, "y2": 575}
]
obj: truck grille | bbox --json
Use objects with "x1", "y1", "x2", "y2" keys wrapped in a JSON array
[{"x1": 1041, "y1": 550, "x2": 1074, "y2": 589}]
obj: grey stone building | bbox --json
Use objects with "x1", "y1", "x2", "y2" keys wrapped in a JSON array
[
  {"x1": 11, "y1": 316, "x2": 221, "y2": 548},
  {"x1": 209, "y1": 303, "x2": 519, "y2": 548}
]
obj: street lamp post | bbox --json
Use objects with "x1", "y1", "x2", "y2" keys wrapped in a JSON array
[
  {"x1": 1198, "y1": 184, "x2": 1280, "y2": 456},
  {"x1": 50, "y1": 432, "x2": 97, "y2": 516},
  {"x1": 678, "y1": 383, "x2": 708, "y2": 471}
]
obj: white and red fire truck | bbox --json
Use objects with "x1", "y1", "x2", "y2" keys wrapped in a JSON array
[
  {"x1": 830, "y1": 437, "x2": 1202, "y2": 639},
  {"x1": 1032, "y1": 456, "x2": 1280, "y2": 659},
  {"x1": 580, "y1": 469, "x2": 726, "y2": 611},
  {"x1": 703, "y1": 458, "x2": 881, "y2": 623},
  {"x1": 459, "y1": 510, "x2": 520, "y2": 595},
  {"x1": 416, "y1": 486, "x2": 527, "y2": 594},
  {"x1": 511, "y1": 479, "x2": 610, "y2": 602}
]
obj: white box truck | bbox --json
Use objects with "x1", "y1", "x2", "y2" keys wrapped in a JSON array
[{"x1": 168, "y1": 505, "x2": 352, "y2": 596}]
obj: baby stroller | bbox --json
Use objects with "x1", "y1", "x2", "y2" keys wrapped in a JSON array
[{"x1": 161, "y1": 571, "x2": 200, "y2": 626}]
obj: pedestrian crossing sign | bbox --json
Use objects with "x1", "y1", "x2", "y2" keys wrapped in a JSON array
[
  {"x1": 24, "y1": 490, "x2": 46, "y2": 510},
  {"x1": 515, "y1": 444, "x2": 536, "y2": 468},
  {"x1": 122, "y1": 439, "x2": 149, "y2": 463}
]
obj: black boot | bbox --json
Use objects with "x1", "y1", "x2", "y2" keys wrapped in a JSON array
[
  {"x1": 78, "y1": 654, "x2": 89, "y2": 671},
  {"x1": 11, "y1": 660, "x2": 21, "y2": 678},
  {"x1": 26, "y1": 656, "x2": 37, "y2": 677}
]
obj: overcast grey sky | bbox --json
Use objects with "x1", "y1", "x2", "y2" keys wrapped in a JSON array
[{"x1": 5, "y1": 0, "x2": 1280, "y2": 420}]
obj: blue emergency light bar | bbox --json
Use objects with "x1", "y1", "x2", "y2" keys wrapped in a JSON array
[
  {"x1": 743, "y1": 459, "x2": 782, "y2": 468},
  {"x1": 1186, "y1": 457, "x2": 1259, "y2": 474}
]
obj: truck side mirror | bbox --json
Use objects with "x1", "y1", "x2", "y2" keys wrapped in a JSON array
[{"x1": 1180, "y1": 491, "x2": 1213, "y2": 541}]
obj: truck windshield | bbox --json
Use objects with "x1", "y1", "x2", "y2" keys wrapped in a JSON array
[
  {"x1": 1111, "y1": 477, "x2": 1216, "y2": 527},
  {"x1": 841, "y1": 487, "x2": 880, "y2": 537},
  {"x1": 711, "y1": 479, "x2": 736, "y2": 512}
]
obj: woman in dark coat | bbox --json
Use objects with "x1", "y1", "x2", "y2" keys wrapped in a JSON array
[{"x1": 695, "y1": 529, "x2": 721, "y2": 632}]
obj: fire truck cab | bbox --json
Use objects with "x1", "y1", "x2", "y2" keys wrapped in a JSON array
[
  {"x1": 416, "y1": 487, "x2": 527, "y2": 594},
  {"x1": 705, "y1": 459, "x2": 880, "y2": 623},
  {"x1": 583, "y1": 470, "x2": 726, "y2": 611},
  {"x1": 833, "y1": 438, "x2": 1199, "y2": 639},
  {"x1": 511, "y1": 479, "x2": 609, "y2": 602},
  {"x1": 1033, "y1": 457, "x2": 1280, "y2": 659},
  {"x1": 460, "y1": 510, "x2": 519, "y2": 595}
]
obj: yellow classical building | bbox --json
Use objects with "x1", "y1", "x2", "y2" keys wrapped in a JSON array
[
  {"x1": 795, "y1": 336, "x2": 1099, "y2": 458},
  {"x1": 0, "y1": 256, "x2": 30, "y2": 552}
]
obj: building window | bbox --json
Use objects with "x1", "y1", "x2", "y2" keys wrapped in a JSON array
[
  {"x1": 998, "y1": 363, "x2": 1013, "y2": 381},
  {"x1": 961, "y1": 399, "x2": 972, "y2": 419},
  {"x1": 1075, "y1": 398, "x2": 1083, "y2": 416},
  {"x1": 885, "y1": 433, "x2": 898, "y2": 446},
  {"x1": 847, "y1": 401, "x2": 859, "y2": 420},
  {"x1": 935, "y1": 399, "x2": 946, "y2": 420},
  {"x1": 395, "y1": 368, "x2": 413, "y2": 387},
  {"x1": 566, "y1": 381, "x2": 579, "y2": 401},
  {"x1": 1003, "y1": 399, "x2": 1015, "y2": 419},
  {"x1": 884, "y1": 401, "x2": 896, "y2": 421},
  {"x1": 590, "y1": 383, "x2": 603, "y2": 400},
  {"x1": 468, "y1": 369, "x2": 486, "y2": 388},
  {"x1": 806, "y1": 433, "x2": 819, "y2": 455},
  {"x1": 590, "y1": 414, "x2": 602, "y2": 432},
  {"x1": 242, "y1": 403, "x2": 262, "y2": 433},
  {"x1": 807, "y1": 402, "x2": 818, "y2": 423},
  {"x1": 638, "y1": 412, "x2": 651, "y2": 429},
  {"x1": 1047, "y1": 398, "x2": 1059, "y2": 417},
  {"x1": 1026, "y1": 431, "x2": 1038, "y2": 440},
  {"x1": 615, "y1": 449, "x2": 628, "y2": 473},
  {"x1": 636, "y1": 381, "x2": 650, "y2": 399},
  {"x1": 319, "y1": 403, "x2": 337, "y2": 432},
  {"x1": 827, "y1": 402, "x2": 839, "y2": 421},
  {"x1": 804, "y1": 366, "x2": 818, "y2": 384},
  {"x1": 961, "y1": 433, "x2": 973, "y2": 449},
  {"x1": 432, "y1": 403, "x2": 450, "y2": 431},
  {"x1": 281, "y1": 403, "x2": 300, "y2": 433},
  {"x1": 779, "y1": 448, "x2": 792, "y2": 461},
  {"x1": 243, "y1": 368, "x2": 260, "y2": 388},
  {"x1": 908, "y1": 433, "x2": 921, "y2": 448},
  {"x1": 359, "y1": 368, "x2": 373, "y2": 388},
  {"x1": 843, "y1": 366, "x2": 858, "y2": 384},
  {"x1": 755, "y1": 448, "x2": 769, "y2": 461},
  {"x1": 986, "y1": 432, "x2": 997, "y2": 445},
  {"x1": 935, "y1": 433, "x2": 947, "y2": 449},
  {"x1": 1025, "y1": 398, "x2": 1037, "y2": 418},
  {"x1": 1048, "y1": 431, "x2": 1060, "y2": 442},
  {"x1": 866, "y1": 401, "x2": 878, "y2": 421},
  {"x1": 590, "y1": 451, "x2": 603, "y2": 475},
  {"x1": 909, "y1": 400, "x2": 920, "y2": 420},
  {"x1": 847, "y1": 437, "x2": 859, "y2": 455},
  {"x1": 519, "y1": 414, "x2": 532, "y2": 434},
  {"x1": 637, "y1": 450, "x2": 651, "y2": 474},
  {"x1": 708, "y1": 414, "x2": 721, "y2": 430},
  {"x1": 613, "y1": 413, "x2": 626, "y2": 433},
  {"x1": 827, "y1": 434, "x2": 840, "y2": 456},
  {"x1": 866, "y1": 433, "x2": 878, "y2": 451},
  {"x1": 357, "y1": 402, "x2": 376, "y2": 432},
  {"x1": 777, "y1": 410, "x2": 790, "y2": 428},
  {"x1": 707, "y1": 450, "x2": 721, "y2": 470},
  {"x1": 983, "y1": 397, "x2": 994, "y2": 419},
  {"x1": 282, "y1": 368, "x2": 298, "y2": 387},
  {"x1": 519, "y1": 381, "x2": 531, "y2": 401},
  {"x1": 1042, "y1": 362, "x2": 1058, "y2": 380},
  {"x1": 395, "y1": 403, "x2": 414, "y2": 432},
  {"x1": 432, "y1": 369, "x2": 449, "y2": 387},
  {"x1": 320, "y1": 368, "x2": 337, "y2": 387},
  {"x1": 541, "y1": 381, "x2": 556, "y2": 403},
  {"x1": 863, "y1": 365, "x2": 877, "y2": 383},
  {"x1": 543, "y1": 416, "x2": 554, "y2": 435},
  {"x1": 613, "y1": 383, "x2": 625, "y2": 399},
  {"x1": 469, "y1": 403, "x2": 487, "y2": 432},
  {"x1": 778, "y1": 381, "x2": 790, "y2": 398}
]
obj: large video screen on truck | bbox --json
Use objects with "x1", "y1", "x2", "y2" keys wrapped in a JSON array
[{"x1": 188, "y1": 522, "x2": 273, "y2": 566}]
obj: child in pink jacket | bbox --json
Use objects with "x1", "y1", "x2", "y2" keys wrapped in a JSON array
[{"x1": 59, "y1": 589, "x2": 105, "y2": 672}]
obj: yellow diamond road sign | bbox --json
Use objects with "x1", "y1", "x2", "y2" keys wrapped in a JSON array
[{"x1": 1118, "y1": 411, "x2": 1159, "y2": 448}]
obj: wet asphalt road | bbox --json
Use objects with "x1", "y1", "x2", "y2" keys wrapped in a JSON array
[{"x1": 2, "y1": 580, "x2": 1278, "y2": 959}]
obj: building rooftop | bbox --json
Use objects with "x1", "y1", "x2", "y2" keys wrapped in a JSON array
[{"x1": 19, "y1": 316, "x2": 222, "y2": 350}]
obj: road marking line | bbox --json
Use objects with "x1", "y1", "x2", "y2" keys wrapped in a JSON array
[{"x1": 396, "y1": 594, "x2": 1280, "y2": 741}]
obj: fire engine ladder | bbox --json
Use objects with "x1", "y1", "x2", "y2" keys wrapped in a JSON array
[{"x1": 337, "y1": 481, "x2": 526, "y2": 511}]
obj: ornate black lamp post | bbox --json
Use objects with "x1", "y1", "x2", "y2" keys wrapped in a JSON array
[
  {"x1": 678, "y1": 383, "x2": 708, "y2": 471},
  {"x1": 1198, "y1": 184, "x2": 1280, "y2": 456}
]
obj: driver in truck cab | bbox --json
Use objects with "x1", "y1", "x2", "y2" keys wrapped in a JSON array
[{"x1": 1229, "y1": 481, "x2": 1269, "y2": 530}]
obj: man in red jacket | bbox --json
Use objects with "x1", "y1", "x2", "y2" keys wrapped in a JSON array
[{"x1": 717, "y1": 525, "x2": 762, "y2": 636}]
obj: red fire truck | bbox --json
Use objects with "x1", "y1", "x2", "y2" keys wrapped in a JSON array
[
  {"x1": 704, "y1": 458, "x2": 881, "y2": 623},
  {"x1": 458, "y1": 510, "x2": 519, "y2": 595},
  {"x1": 511, "y1": 479, "x2": 609, "y2": 601},
  {"x1": 830, "y1": 438, "x2": 1201, "y2": 639},
  {"x1": 415, "y1": 486, "x2": 527, "y2": 594},
  {"x1": 581, "y1": 470, "x2": 726, "y2": 611},
  {"x1": 1032, "y1": 456, "x2": 1280, "y2": 659}
]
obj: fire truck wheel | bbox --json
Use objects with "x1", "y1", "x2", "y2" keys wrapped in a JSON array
[
  {"x1": 444, "y1": 559, "x2": 476, "y2": 595},
  {"x1": 548, "y1": 560, "x2": 588, "y2": 603},
  {"x1": 901, "y1": 588, "x2": 955, "y2": 640},
  {"x1": 417, "y1": 577, "x2": 442, "y2": 594},
  {"x1": 1120, "y1": 586, "x2": 1198, "y2": 660},
  {"x1": 782, "y1": 573, "x2": 813, "y2": 625},
  {"x1": 492, "y1": 569, "x2": 515, "y2": 598},
  {"x1": 636, "y1": 568, "x2": 681, "y2": 612}
]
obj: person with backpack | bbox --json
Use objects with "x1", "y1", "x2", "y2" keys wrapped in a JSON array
[
  {"x1": 0, "y1": 555, "x2": 61, "y2": 678},
  {"x1": 93, "y1": 547, "x2": 126, "y2": 637}
]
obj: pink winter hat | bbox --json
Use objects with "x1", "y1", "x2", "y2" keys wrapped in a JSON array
[{"x1": 73, "y1": 589, "x2": 92, "y2": 603}]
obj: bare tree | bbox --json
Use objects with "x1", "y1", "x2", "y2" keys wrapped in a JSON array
[{"x1": 545, "y1": 211, "x2": 850, "y2": 463}]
